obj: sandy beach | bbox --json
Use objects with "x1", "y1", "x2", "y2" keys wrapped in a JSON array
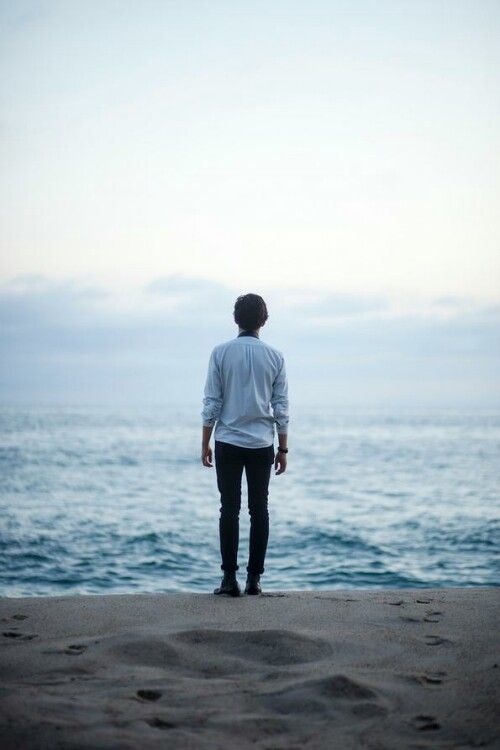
[{"x1": 0, "y1": 588, "x2": 498, "y2": 749}]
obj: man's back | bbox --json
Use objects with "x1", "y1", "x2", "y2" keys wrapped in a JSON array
[{"x1": 202, "y1": 333, "x2": 289, "y2": 448}]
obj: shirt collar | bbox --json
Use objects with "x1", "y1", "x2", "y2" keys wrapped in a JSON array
[{"x1": 237, "y1": 330, "x2": 259, "y2": 338}]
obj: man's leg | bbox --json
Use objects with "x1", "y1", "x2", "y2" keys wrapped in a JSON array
[
  {"x1": 214, "y1": 441, "x2": 244, "y2": 572},
  {"x1": 245, "y1": 445, "x2": 274, "y2": 576}
]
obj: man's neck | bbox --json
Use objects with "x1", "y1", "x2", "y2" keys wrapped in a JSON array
[{"x1": 238, "y1": 328, "x2": 260, "y2": 338}]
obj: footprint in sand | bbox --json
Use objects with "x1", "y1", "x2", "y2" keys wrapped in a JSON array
[
  {"x1": 12, "y1": 614, "x2": 28, "y2": 620},
  {"x1": 401, "y1": 610, "x2": 442, "y2": 624},
  {"x1": 2, "y1": 631, "x2": 37, "y2": 640},
  {"x1": 422, "y1": 674, "x2": 444, "y2": 685},
  {"x1": 145, "y1": 717, "x2": 176, "y2": 729},
  {"x1": 137, "y1": 689, "x2": 162, "y2": 702},
  {"x1": 412, "y1": 714, "x2": 441, "y2": 731},
  {"x1": 423, "y1": 610, "x2": 442, "y2": 622},
  {"x1": 64, "y1": 643, "x2": 87, "y2": 655},
  {"x1": 424, "y1": 634, "x2": 452, "y2": 647},
  {"x1": 413, "y1": 671, "x2": 446, "y2": 685},
  {"x1": 416, "y1": 598, "x2": 433, "y2": 604}
]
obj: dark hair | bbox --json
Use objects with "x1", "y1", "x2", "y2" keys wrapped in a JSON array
[{"x1": 233, "y1": 293, "x2": 269, "y2": 331}]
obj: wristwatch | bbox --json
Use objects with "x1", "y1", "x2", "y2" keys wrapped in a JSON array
[{"x1": 277, "y1": 447, "x2": 288, "y2": 453}]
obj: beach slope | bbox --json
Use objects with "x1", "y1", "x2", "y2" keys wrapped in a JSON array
[{"x1": 0, "y1": 588, "x2": 498, "y2": 749}]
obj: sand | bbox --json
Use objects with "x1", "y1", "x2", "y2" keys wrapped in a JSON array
[{"x1": 0, "y1": 588, "x2": 498, "y2": 749}]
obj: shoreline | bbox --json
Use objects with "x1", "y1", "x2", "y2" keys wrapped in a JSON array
[{"x1": 1, "y1": 587, "x2": 498, "y2": 748}]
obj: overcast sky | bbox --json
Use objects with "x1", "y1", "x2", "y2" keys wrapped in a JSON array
[{"x1": 1, "y1": 1, "x2": 499, "y2": 406}]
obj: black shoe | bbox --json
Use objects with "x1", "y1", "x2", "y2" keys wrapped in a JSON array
[
  {"x1": 213, "y1": 572, "x2": 241, "y2": 597},
  {"x1": 245, "y1": 573, "x2": 262, "y2": 595}
]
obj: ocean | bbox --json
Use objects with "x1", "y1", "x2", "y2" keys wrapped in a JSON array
[{"x1": 1, "y1": 405, "x2": 498, "y2": 596}]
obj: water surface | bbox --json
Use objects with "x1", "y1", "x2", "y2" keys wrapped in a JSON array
[{"x1": 1, "y1": 405, "x2": 498, "y2": 595}]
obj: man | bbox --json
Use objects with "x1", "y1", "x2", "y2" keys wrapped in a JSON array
[{"x1": 201, "y1": 293, "x2": 289, "y2": 597}]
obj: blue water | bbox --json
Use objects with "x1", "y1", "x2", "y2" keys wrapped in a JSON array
[{"x1": 0, "y1": 405, "x2": 498, "y2": 596}]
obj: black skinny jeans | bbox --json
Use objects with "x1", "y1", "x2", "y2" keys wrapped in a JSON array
[{"x1": 214, "y1": 439, "x2": 275, "y2": 575}]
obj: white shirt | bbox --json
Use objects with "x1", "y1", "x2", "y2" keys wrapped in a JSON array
[{"x1": 201, "y1": 332, "x2": 289, "y2": 448}]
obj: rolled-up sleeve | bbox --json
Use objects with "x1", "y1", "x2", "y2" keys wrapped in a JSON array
[
  {"x1": 201, "y1": 348, "x2": 223, "y2": 427},
  {"x1": 271, "y1": 355, "x2": 289, "y2": 434}
]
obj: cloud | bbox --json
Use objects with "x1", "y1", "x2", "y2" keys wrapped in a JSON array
[
  {"x1": 0, "y1": 274, "x2": 499, "y2": 407},
  {"x1": 143, "y1": 274, "x2": 237, "y2": 321},
  {"x1": 276, "y1": 291, "x2": 389, "y2": 328}
]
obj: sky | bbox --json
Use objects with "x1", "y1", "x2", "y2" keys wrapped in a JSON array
[{"x1": 0, "y1": 1, "x2": 499, "y2": 407}]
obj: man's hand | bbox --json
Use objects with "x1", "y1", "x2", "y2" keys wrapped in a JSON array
[
  {"x1": 274, "y1": 451, "x2": 287, "y2": 475},
  {"x1": 201, "y1": 444, "x2": 213, "y2": 467}
]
